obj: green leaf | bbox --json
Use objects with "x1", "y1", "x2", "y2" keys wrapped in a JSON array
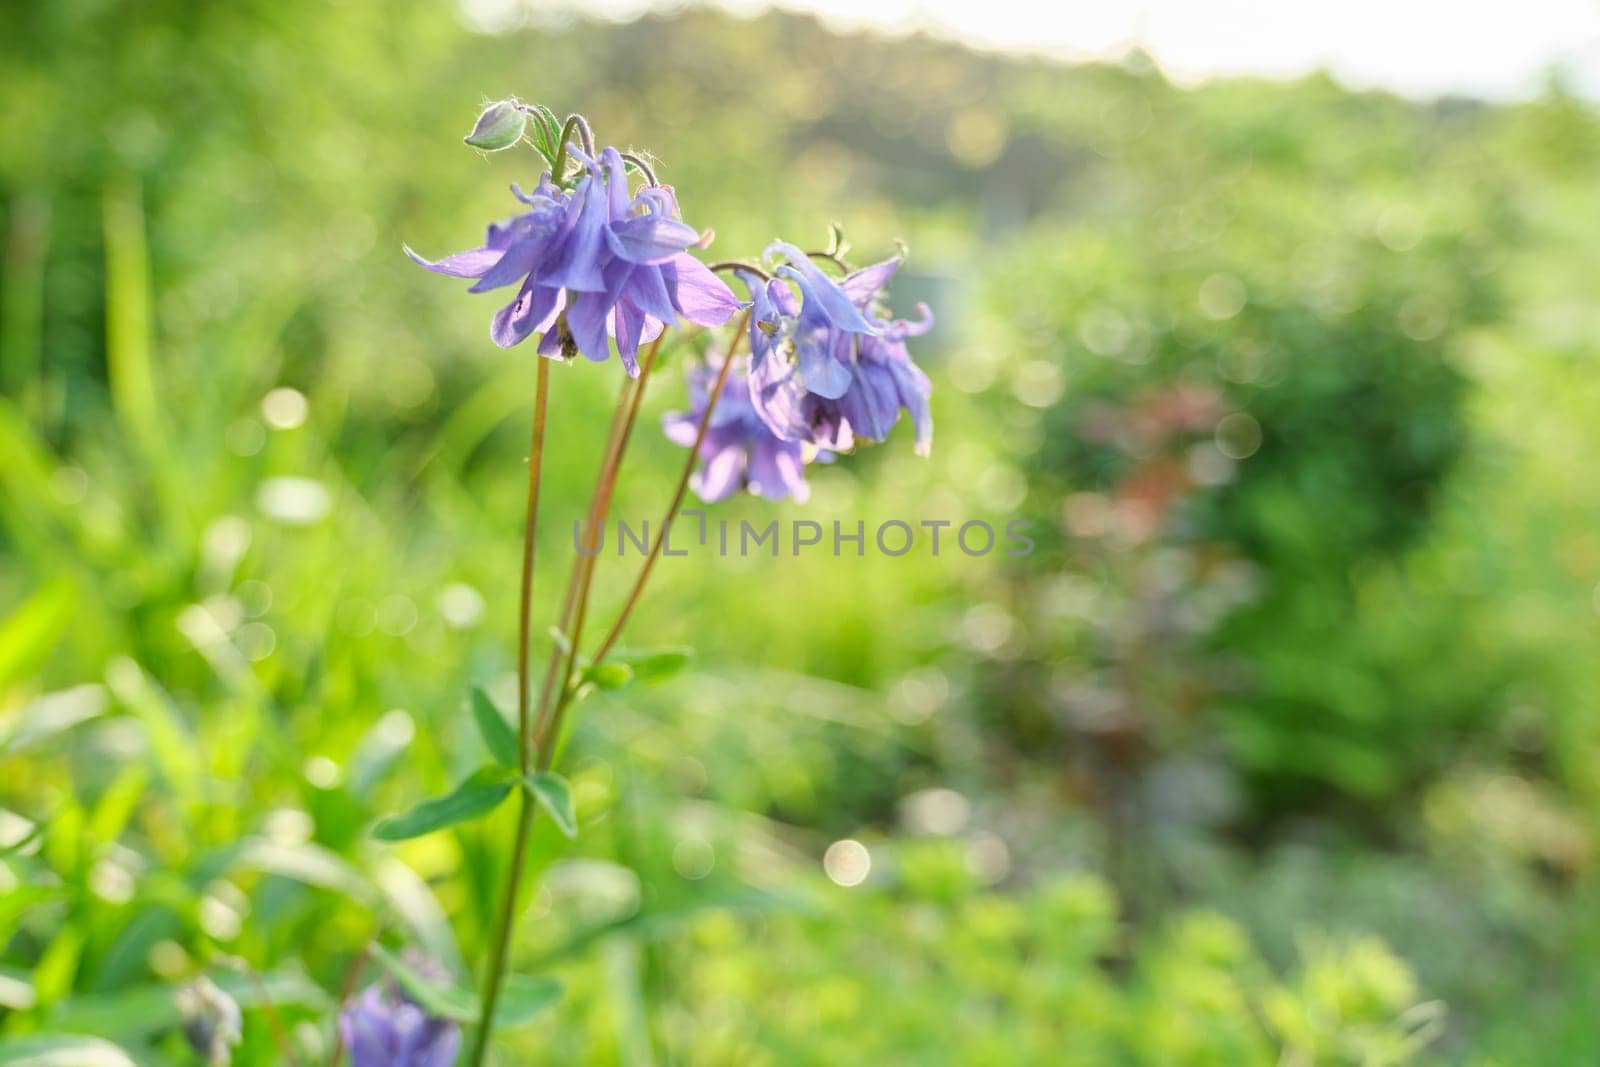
[
  {"x1": 0, "y1": 1035, "x2": 136, "y2": 1066},
  {"x1": 234, "y1": 839, "x2": 375, "y2": 901},
  {"x1": 607, "y1": 646, "x2": 694, "y2": 685},
  {"x1": 495, "y1": 974, "x2": 563, "y2": 1028},
  {"x1": 0, "y1": 582, "x2": 75, "y2": 696},
  {"x1": 528, "y1": 105, "x2": 561, "y2": 163},
  {"x1": 525, "y1": 771, "x2": 577, "y2": 838},
  {"x1": 368, "y1": 947, "x2": 560, "y2": 1029},
  {"x1": 104, "y1": 657, "x2": 200, "y2": 807},
  {"x1": 470, "y1": 687, "x2": 519, "y2": 769},
  {"x1": 369, "y1": 945, "x2": 477, "y2": 1023},
  {"x1": 373, "y1": 767, "x2": 513, "y2": 841},
  {"x1": 374, "y1": 859, "x2": 465, "y2": 978},
  {"x1": 532, "y1": 104, "x2": 562, "y2": 157},
  {"x1": 47, "y1": 971, "x2": 328, "y2": 1042},
  {"x1": 581, "y1": 662, "x2": 633, "y2": 690}
]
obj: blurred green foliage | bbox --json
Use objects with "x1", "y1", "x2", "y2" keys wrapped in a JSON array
[{"x1": 3, "y1": 2, "x2": 1600, "y2": 1063}]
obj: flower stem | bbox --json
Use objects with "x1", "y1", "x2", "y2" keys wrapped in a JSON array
[
  {"x1": 236, "y1": 960, "x2": 300, "y2": 1067},
  {"x1": 518, "y1": 357, "x2": 553, "y2": 774},
  {"x1": 708, "y1": 261, "x2": 770, "y2": 281},
  {"x1": 469, "y1": 355, "x2": 550, "y2": 1067},
  {"x1": 620, "y1": 151, "x2": 659, "y2": 188},
  {"x1": 468, "y1": 335, "x2": 661, "y2": 1065},
  {"x1": 587, "y1": 313, "x2": 749, "y2": 668},
  {"x1": 551, "y1": 114, "x2": 595, "y2": 183},
  {"x1": 532, "y1": 334, "x2": 665, "y2": 765}
]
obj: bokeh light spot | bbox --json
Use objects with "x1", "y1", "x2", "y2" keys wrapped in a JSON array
[{"x1": 823, "y1": 839, "x2": 872, "y2": 887}]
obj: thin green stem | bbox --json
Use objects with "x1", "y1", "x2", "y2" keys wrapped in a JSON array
[
  {"x1": 469, "y1": 356, "x2": 551, "y2": 1067},
  {"x1": 238, "y1": 962, "x2": 300, "y2": 1067},
  {"x1": 533, "y1": 335, "x2": 665, "y2": 764},
  {"x1": 529, "y1": 371, "x2": 639, "y2": 749},
  {"x1": 469, "y1": 335, "x2": 662, "y2": 1065},
  {"x1": 586, "y1": 311, "x2": 749, "y2": 669},
  {"x1": 518, "y1": 356, "x2": 552, "y2": 773}
]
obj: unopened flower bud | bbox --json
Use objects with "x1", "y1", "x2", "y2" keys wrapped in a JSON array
[{"x1": 463, "y1": 101, "x2": 526, "y2": 152}]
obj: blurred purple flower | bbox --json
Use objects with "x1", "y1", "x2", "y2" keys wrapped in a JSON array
[
  {"x1": 339, "y1": 981, "x2": 460, "y2": 1067},
  {"x1": 406, "y1": 147, "x2": 740, "y2": 374},
  {"x1": 664, "y1": 356, "x2": 823, "y2": 503},
  {"x1": 742, "y1": 251, "x2": 933, "y2": 455}
]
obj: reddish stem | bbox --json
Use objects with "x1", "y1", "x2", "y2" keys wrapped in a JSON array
[{"x1": 586, "y1": 311, "x2": 749, "y2": 668}]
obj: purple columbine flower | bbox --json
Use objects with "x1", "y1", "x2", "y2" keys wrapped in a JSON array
[
  {"x1": 339, "y1": 980, "x2": 461, "y2": 1067},
  {"x1": 664, "y1": 356, "x2": 824, "y2": 503},
  {"x1": 757, "y1": 241, "x2": 879, "y2": 399},
  {"x1": 406, "y1": 147, "x2": 741, "y2": 375},
  {"x1": 743, "y1": 251, "x2": 933, "y2": 455}
]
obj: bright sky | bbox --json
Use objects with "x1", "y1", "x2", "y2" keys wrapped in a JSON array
[{"x1": 475, "y1": 0, "x2": 1600, "y2": 100}]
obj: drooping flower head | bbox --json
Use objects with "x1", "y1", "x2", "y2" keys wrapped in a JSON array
[
  {"x1": 339, "y1": 977, "x2": 461, "y2": 1067},
  {"x1": 407, "y1": 146, "x2": 741, "y2": 374},
  {"x1": 743, "y1": 246, "x2": 933, "y2": 455},
  {"x1": 664, "y1": 354, "x2": 826, "y2": 503}
]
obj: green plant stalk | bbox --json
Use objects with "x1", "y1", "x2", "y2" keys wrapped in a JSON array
[
  {"x1": 469, "y1": 332, "x2": 659, "y2": 1066},
  {"x1": 536, "y1": 332, "x2": 676, "y2": 760},
  {"x1": 470, "y1": 355, "x2": 550, "y2": 1065},
  {"x1": 550, "y1": 114, "x2": 595, "y2": 186}
]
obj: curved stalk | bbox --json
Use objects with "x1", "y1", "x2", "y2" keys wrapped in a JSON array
[
  {"x1": 708, "y1": 260, "x2": 770, "y2": 280},
  {"x1": 551, "y1": 114, "x2": 596, "y2": 183}
]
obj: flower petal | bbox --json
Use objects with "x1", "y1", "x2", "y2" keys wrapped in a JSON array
[
  {"x1": 611, "y1": 298, "x2": 647, "y2": 377},
  {"x1": 602, "y1": 147, "x2": 630, "y2": 218},
  {"x1": 840, "y1": 256, "x2": 901, "y2": 308},
  {"x1": 662, "y1": 410, "x2": 700, "y2": 447},
  {"x1": 663, "y1": 253, "x2": 741, "y2": 327},
  {"x1": 694, "y1": 443, "x2": 747, "y2": 502},
  {"x1": 625, "y1": 265, "x2": 678, "y2": 324},
  {"x1": 491, "y1": 281, "x2": 562, "y2": 348},
  {"x1": 468, "y1": 235, "x2": 545, "y2": 293},
  {"x1": 539, "y1": 168, "x2": 609, "y2": 293},
  {"x1": 566, "y1": 289, "x2": 614, "y2": 363},
  {"x1": 767, "y1": 241, "x2": 878, "y2": 334},
  {"x1": 789, "y1": 287, "x2": 855, "y2": 399},
  {"x1": 605, "y1": 213, "x2": 700, "y2": 265},
  {"x1": 747, "y1": 349, "x2": 809, "y2": 442},
  {"x1": 404, "y1": 243, "x2": 500, "y2": 279},
  {"x1": 747, "y1": 439, "x2": 810, "y2": 503},
  {"x1": 795, "y1": 335, "x2": 853, "y2": 399}
]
